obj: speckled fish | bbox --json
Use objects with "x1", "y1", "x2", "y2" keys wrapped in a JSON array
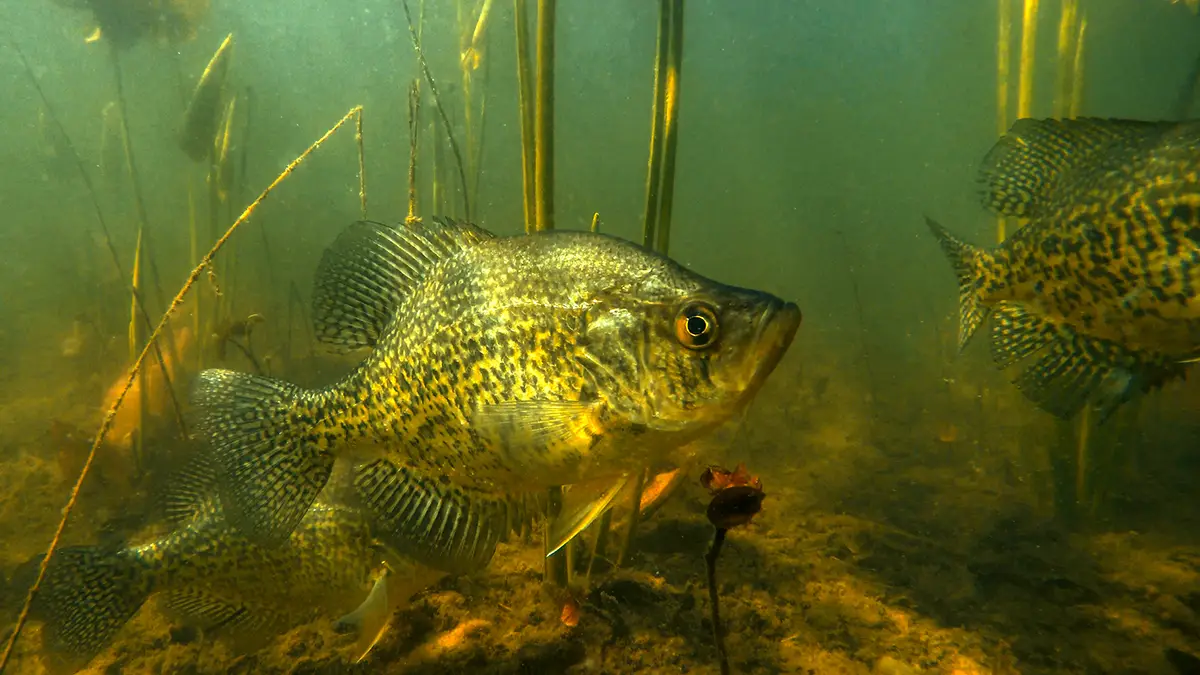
[
  {"x1": 927, "y1": 117, "x2": 1200, "y2": 419},
  {"x1": 192, "y1": 217, "x2": 800, "y2": 571},
  {"x1": 27, "y1": 461, "x2": 443, "y2": 674}
]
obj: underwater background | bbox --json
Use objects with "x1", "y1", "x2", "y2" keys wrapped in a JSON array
[{"x1": 2, "y1": 0, "x2": 1200, "y2": 673}]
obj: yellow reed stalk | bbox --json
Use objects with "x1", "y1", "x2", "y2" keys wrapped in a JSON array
[
  {"x1": 996, "y1": 0, "x2": 1012, "y2": 243},
  {"x1": 1011, "y1": 0, "x2": 1039, "y2": 242},
  {"x1": 1053, "y1": 0, "x2": 1077, "y2": 120},
  {"x1": 532, "y1": 0, "x2": 554, "y2": 229},
  {"x1": 641, "y1": 0, "x2": 671, "y2": 249},
  {"x1": 617, "y1": 468, "x2": 648, "y2": 568},
  {"x1": 458, "y1": 0, "x2": 475, "y2": 206},
  {"x1": 0, "y1": 106, "x2": 363, "y2": 672},
  {"x1": 653, "y1": 0, "x2": 684, "y2": 255},
  {"x1": 129, "y1": 228, "x2": 146, "y2": 471},
  {"x1": 514, "y1": 0, "x2": 536, "y2": 232},
  {"x1": 407, "y1": 80, "x2": 421, "y2": 223},
  {"x1": 1069, "y1": 17, "x2": 1087, "y2": 119},
  {"x1": 356, "y1": 107, "x2": 367, "y2": 219},
  {"x1": 533, "y1": 0, "x2": 556, "y2": 231},
  {"x1": 462, "y1": 0, "x2": 495, "y2": 71},
  {"x1": 1017, "y1": 0, "x2": 1039, "y2": 120}
]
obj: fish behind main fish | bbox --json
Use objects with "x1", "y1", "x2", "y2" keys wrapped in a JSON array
[
  {"x1": 192, "y1": 217, "x2": 800, "y2": 573},
  {"x1": 26, "y1": 459, "x2": 443, "y2": 674},
  {"x1": 927, "y1": 117, "x2": 1200, "y2": 419}
]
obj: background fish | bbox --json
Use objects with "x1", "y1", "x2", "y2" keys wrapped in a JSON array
[
  {"x1": 927, "y1": 117, "x2": 1200, "y2": 419},
  {"x1": 24, "y1": 460, "x2": 443, "y2": 674},
  {"x1": 193, "y1": 217, "x2": 800, "y2": 572}
]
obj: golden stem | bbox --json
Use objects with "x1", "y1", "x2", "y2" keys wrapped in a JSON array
[
  {"x1": 654, "y1": 0, "x2": 684, "y2": 256},
  {"x1": 356, "y1": 107, "x2": 367, "y2": 219},
  {"x1": 996, "y1": 0, "x2": 1011, "y2": 243},
  {"x1": 0, "y1": 106, "x2": 363, "y2": 671},
  {"x1": 1069, "y1": 17, "x2": 1087, "y2": 119},
  {"x1": 533, "y1": 0, "x2": 556, "y2": 231},
  {"x1": 641, "y1": 0, "x2": 671, "y2": 249},
  {"x1": 1053, "y1": 0, "x2": 1077, "y2": 120},
  {"x1": 407, "y1": 79, "x2": 422, "y2": 223},
  {"x1": 514, "y1": 0, "x2": 536, "y2": 232},
  {"x1": 1016, "y1": 0, "x2": 1039, "y2": 120}
]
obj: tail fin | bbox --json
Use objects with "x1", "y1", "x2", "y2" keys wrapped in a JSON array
[
  {"x1": 924, "y1": 217, "x2": 992, "y2": 352},
  {"x1": 31, "y1": 546, "x2": 152, "y2": 672},
  {"x1": 192, "y1": 369, "x2": 335, "y2": 546}
]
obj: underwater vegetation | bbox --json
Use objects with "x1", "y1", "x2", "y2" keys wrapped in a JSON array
[{"x1": 1, "y1": 1, "x2": 1200, "y2": 674}]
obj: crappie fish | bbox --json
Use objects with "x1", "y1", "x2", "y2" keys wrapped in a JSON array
[
  {"x1": 193, "y1": 217, "x2": 800, "y2": 572},
  {"x1": 27, "y1": 462, "x2": 443, "y2": 674},
  {"x1": 927, "y1": 117, "x2": 1200, "y2": 419}
]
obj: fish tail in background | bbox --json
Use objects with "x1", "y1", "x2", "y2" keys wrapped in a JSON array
[
  {"x1": 192, "y1": 369, "x2": 335, "y2": 545},
  {"x1": 30, "y1": 546, "x2": 152, "y2": 672},
  {"x1": 924, "y1": 217, "x2": 994, "y2": 352}
]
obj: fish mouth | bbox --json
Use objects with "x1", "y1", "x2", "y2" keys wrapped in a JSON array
[{"x1": 738, "y1": 298, "x2": 801, "y2": 405}]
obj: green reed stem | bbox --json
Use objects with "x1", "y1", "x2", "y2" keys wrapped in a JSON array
[
  {"x1": 640, "y1": 0, "x2": 671, "y2": 250},
  {"x1": 514, "y1": 0, "x2": 536, "y2": 232},
  {"x1": 533, "y1": 0, "x2": 556, "y2": 231}
]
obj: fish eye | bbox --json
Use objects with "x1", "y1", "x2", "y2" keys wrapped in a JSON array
[{"x1": 675, "y1": 302, "x2": 719, "y2": 350}]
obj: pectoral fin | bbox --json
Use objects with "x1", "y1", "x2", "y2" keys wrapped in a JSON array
[
  {"x1": 335, "y1": 570, "x2": 394, "y2": 663},
  {"x1": 547, "y1": 474, "x2": 632, "y2": 557}
]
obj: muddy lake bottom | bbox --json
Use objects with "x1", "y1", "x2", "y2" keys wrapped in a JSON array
[{"x1": 2, "y1": 353, "x2": 1200, "y2": 675}]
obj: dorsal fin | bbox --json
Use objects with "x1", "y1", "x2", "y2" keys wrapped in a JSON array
[
  {"x1": 978, "y1": 117, "x2": 1168, "y2": 219},
  {"x1": 311, "y1": 217, "x2": 494, "y2": 352}
]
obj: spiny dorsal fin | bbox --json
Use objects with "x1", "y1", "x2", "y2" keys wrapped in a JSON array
[
  {"x1": 979, "y1": 117, "x2": 1168, "y2": 219},
  {"x1": 312, "y1": 217, "x2": 494, "y2": 352}
]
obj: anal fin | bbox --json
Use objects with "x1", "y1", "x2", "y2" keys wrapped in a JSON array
[{"x1": 990, "y1": 302, "x2": 1187, "y2": 420}]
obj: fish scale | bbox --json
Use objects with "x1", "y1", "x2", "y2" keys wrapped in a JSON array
[
  {"x1": 28, "y1": 460, "x2": 439, "y2": 673},
  {"x1": 928, "y1": 117, "x2": 1200, "y2": 420},
  {"x1": 193, "y1": 217, "x2": 800, "y2": 573}
]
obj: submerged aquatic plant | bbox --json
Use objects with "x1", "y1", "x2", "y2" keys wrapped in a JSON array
[{"x1": 701, "y1": 464, "x2": 765, "y2": 675}]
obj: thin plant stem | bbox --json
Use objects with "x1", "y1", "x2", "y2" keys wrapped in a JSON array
[
  {"x1": 1069, "y1": 18, "x2": 1087, "y2": 119},
  {"x1": 10, "y1": 36, "x2": 188, "y2": 442},
  {"x1": 641, "y1": 0, "x2": 671, "y2": 249},
  {"x1": 356, "y1": 107, "x2": 367, "y2": 218},
  {"x1": 995, "y1": 0, "x2": 1012, "y2": 244},
  {"x1": 407, "y1": 79, "x2": 421, "y2": 222},
  {"x1": 616, "y1": 468, "x2": 647, "y2": 568},
  {"x1": 654, "y1": 0, "x2": 684, "y2": 255},
  {"x1": 402, "y1": 0, "x2": 471, "y2": 220},
  {"x1": 1052, "y1": 0, "x2": 1078, "y2": 121},
  {"x1": 514, "y1": 0, "x2": 536, "y2": 232},
  {"x1": 0, "y1": 106, "x2": 363, "y2": 672},
  {"x1": 533, "y1": 0, "x2": 556, "y2": 231},
  {"x1": 705, "y1": 527, "x2": 730, "y2": 675}
]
